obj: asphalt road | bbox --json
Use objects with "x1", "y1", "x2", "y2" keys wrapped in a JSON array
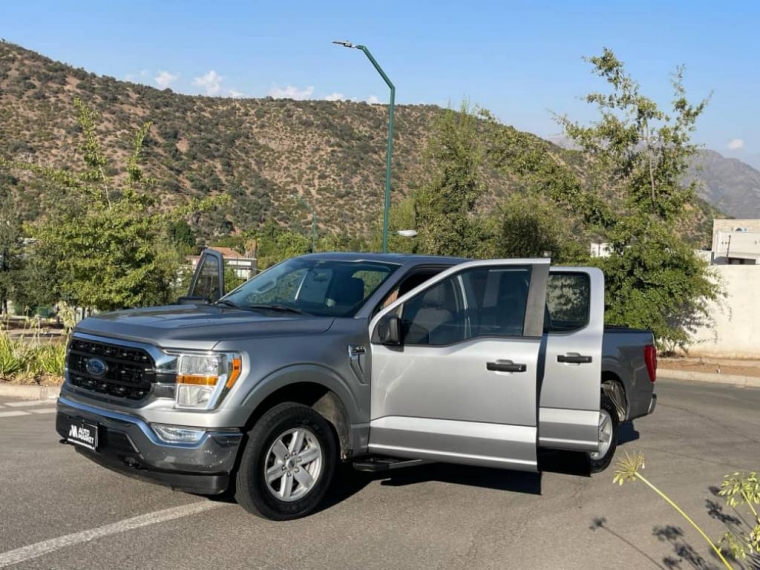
[{"x1": 1, "y1": 379, "x2": 758, "y2": 570}]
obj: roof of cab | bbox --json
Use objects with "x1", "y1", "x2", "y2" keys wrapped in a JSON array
[{"x1": 295, "y1": 251, "x2": 470, "y2": 266}]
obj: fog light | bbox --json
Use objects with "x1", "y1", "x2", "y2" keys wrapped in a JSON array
[{"x1": 153, "y1": 424, "x2": 207, "y2": 444}]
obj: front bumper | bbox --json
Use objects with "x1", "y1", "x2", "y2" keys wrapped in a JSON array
[{"x1": 56, "y1": 396, "x2": 243, "y2": 495}]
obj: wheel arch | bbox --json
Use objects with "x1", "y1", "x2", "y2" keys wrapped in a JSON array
[
  {"x1": 601, "y1": 370, "x2": 628, "y2": 422},
  {"x1": 240, "y1": 366, "x2": 357, "y2": 459}
]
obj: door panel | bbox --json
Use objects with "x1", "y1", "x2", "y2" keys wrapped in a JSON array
[
  {"x1": 369, "y1": 259, "x2": 549, "y2": 472},
  {"x1": 539, "y1": 268, "x2": 604, "y2": 452},
  {"x1": 368, "y1": 417, "x2": 537, "y2": 469},
  {"x1": 187, "y1": 249, "x2": 225, "y2": 301}
]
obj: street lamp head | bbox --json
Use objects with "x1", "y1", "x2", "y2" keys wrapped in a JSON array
[
  {"x1": 396, "y1": 229, "x2": 418, "y2": 238},
  {"x1": 332, "y1": 40, "x2": 355, "y2": 49}
]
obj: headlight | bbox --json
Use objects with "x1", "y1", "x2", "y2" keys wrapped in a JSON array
[{"x1": 174, "y1": 352, "x2": 242, "y2": 410}]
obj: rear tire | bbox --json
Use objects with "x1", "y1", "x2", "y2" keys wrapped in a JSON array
[
  {"x1": 235, "y1": 402, "x2": 337, "y2": 520},
  {"x1": 587, "y1": 395, "x2": 619, "y2": 474}
]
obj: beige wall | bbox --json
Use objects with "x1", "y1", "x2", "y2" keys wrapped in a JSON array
[{"x1": 686, "y1": 265, "x2": 760, "y2": 358}]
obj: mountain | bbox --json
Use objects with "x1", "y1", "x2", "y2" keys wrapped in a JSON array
[
  {"x1": 689, "y1": 150, "x2": 760, "y2": 218},
  {"x1": 0, "y1": 41, "x2": 723, "y2": 245},
  {"x1": 551, "y1": 137, "x2": 760, "y2": 220},
  {"x1": 741, "y1": 153, "x2": 760, "y2": 172}
]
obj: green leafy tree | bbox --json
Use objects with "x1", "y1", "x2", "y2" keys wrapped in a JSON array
[
  {"x1": 0, "y1": 194, "x2": 24, "y2": 314},
  {"x1": 3, "y1": 98, "x2": 224, "y2": 312},
  {"x1": 554, "y1": 49, "x2": 718, "y2": 349},
  {"x1": 495, "y1": 193, "x2": 588, "y2": 263},
  {"x1": 252, "y1": 222, "x2": 312, "y2": 270},
  {"x1": 414, "y1": 101, "x2": 487, "y2": 257},
  {"x1": 168, "y1": 220, "x2": 198, "y2": 254}
]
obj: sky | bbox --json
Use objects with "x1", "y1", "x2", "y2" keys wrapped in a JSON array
[{"x1": 1, "y1": 0, "x2": 758, "y2": 159}]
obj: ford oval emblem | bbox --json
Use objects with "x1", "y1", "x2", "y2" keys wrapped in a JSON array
[{"x1": 86, "y1": 358, "x2": 108, "y2": 377}]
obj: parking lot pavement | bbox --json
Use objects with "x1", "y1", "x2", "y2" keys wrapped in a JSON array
[
  {"x1": 0, "y1": 398, "x2": 57, "y2": 418},
  {"x1": 1, "y1": 379, "x2": 758, "y2": 570}
]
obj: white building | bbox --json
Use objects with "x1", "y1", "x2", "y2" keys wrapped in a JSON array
[
  {"x1": 710, "y1": 219, "x2": 760, "y2": 265},
  {"x1": 187, "y1": 247, "x2": 257, "y2": 280}
]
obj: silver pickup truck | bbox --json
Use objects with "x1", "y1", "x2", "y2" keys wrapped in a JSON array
[{"x1": 56, "y1": 252, "x2": 657, "y2": 520}]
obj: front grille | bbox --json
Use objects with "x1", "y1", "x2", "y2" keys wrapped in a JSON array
[{"x1": 67, "y1": 338, "x2": 156, "y2": 400}]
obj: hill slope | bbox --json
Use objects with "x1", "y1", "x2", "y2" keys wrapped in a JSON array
[
  {"x1": 688, "y1": 150, "x2": 760, "y2": 218},
  {"x1": 0, "y1": 41, "x2": 729, "y2": 244}
]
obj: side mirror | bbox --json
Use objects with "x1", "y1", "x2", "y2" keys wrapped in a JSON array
[
  {"x1": 376, "y1": 314, "x2": 402, "y2": 346},
  {"x1": 176, "y1": 296, "x2": 209, "y2": 305}
]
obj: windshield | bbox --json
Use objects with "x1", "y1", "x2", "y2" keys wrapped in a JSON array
[{"x1": 220, "y1": 258, "x2": 400, "y2": 317}]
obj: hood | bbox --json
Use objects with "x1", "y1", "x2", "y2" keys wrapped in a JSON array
[{"x1": 74, "y1": 304, "x2": 335, "y2": 350}]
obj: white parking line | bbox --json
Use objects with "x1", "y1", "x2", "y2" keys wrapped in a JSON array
[
  {"x1": 30, "y1": 408, "x2": 57, "y2": 414},
  {"x1": 0, "y1": 411, "x2": 30, "y2": 418},
  {"x1": 5, "y1": 400, "x2": 52, "y2": 408},
  {"x1": 0, "y1": 501, "x2": 226, "y2": 568}
]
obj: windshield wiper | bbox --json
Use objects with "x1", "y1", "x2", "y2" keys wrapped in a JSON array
[
  {"x1": 247, "y1": 304, "x2": 311, "y2": 316},
  {"x1": 215, "y1": 299, "x2": 240, "y2": 309}
]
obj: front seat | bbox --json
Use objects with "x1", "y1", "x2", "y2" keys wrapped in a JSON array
[{"x1": 404, "y1": 283, "x2": 455, "y2": 344}]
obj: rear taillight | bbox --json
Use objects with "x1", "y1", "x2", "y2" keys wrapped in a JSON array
[{"x1": 644, "y1": 345, "x2": 657, "y2": 383}]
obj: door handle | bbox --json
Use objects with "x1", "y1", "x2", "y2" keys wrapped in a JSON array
[
  {"x1": 557, "y1": 354, "x2": 593, "y2": 364},
  {"x1": 486, "y1": 361, "x2": 527, "y2": 373}
]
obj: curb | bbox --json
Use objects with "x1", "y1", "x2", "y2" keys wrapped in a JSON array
[
  {"x1": 0, "y1": 384, "x2": 61, "y2": 400},
  {"x1": 659, "y1": 369, "x2": 760, "y2": 388}
]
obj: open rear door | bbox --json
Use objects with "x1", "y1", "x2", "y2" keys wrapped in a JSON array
[
  {"x1": 184, "y1": 248, "x2": 225, "y2": 303},
  {"x1": 368, "y1": 259, "x2": 550, "y2": 472},
  {"x1": 539, "y1": 267, "x2": 604, "y2": 452}
]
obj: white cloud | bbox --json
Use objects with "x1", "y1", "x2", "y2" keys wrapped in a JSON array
[
  {"x1": 366, "y1": 95, "x2": 381, "y2": 105},
  {"x1": 324, "y1": 92, "x2": 345, "y2": 101},
  {"x1": 228, "y1": 89, "x2": 245, "y2": 99},
  {"x1": 728, "y1": 138, "x2": 745, "y2": 150},
  {"x1": 267, "y1": 84, "x2": 315, "y2": 100},
  {"x1": 155, "y1": 71, "x2": 179, "y2": 89},
  {"x1": 193, "y1": 70, "x2": 224, "y2": 96}
]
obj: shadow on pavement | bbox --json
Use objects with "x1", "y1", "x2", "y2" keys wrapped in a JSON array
[
  {"x1": 704, "y1": 493, "x2": 760, "y2": 570},
  {"x1": 589, "y1": 517, "x2": 666, "y2": 569},
  {"x1": 619, "y1": 421, "x2": 640, "y2": 446},
  {"x1": 653, "y1": 525, "x2": 723, "y2": 570},
  {"x1": 374, "y1": 462, "x2": 542, "y2": 494}
]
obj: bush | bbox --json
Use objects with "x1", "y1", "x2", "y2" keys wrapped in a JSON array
[{"x1": 0, "y1": 330, "x2": 66, "y2": 384}]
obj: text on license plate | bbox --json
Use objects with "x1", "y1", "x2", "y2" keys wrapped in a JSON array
[{"x1": 67, "y1": 419, "x2": 99, "y2": 450}]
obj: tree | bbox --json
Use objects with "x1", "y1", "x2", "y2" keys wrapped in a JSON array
[
  {"x1": 2, "y1": 98, "x2": 224, "y2": 312},
  {"x1": 555, "y1": 49, "x2": 718, "y2": 349},
  {"x1": 495, "y1": 193, "x2": 588, "y2": 263},
  {"x1": 0, "y1": 194, "x2": 24, "y2": 314},
  {"x1": 414, "y1": 102, "x2": 487, "y2": 257}
]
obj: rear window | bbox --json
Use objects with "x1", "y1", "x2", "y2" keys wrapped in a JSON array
[{"x1": 545, "y1": 273, "x2": 590, "y2": 333}]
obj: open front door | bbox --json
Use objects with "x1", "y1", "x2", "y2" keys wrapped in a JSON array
[
  {"x1": 538, "y1": 267, "x2": 604, "y2": 452},
  {"x1": 368, "y1": 259, "x2": 550, "y2": 472},
  {"x1": 184, "y1": 248, "x2": 225, "y2": 303}
]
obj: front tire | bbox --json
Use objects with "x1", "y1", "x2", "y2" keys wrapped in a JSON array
[
  {"x1": 235, "y1": 402, "x2": 337, "y2": 520},
  {"x1": 587, "y1": 395, "x2": 619, "y2": 474}
]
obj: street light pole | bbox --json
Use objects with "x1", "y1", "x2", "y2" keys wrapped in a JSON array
[{"x1": 333, "y1": 41, "x2": 395, "y2": 253}]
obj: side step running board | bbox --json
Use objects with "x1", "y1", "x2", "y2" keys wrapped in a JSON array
[{"x1": 353, "y1": 456, "x2": 430, "y2": 473}]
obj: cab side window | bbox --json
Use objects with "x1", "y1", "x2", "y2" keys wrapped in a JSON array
[
  {"x1": 399, "y1": 266, "x2": 532, "y2": 346},
  {"x1": 401, "y1": 277, "x2": 464, "y2": 345},
  {"x1": 545, "y1": 273, "x2": 591, "y2": 333}
]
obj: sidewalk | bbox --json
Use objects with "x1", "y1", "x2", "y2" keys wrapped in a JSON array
[{"x1": 659, "y1": 356, "x2": 760, "y2": 388}]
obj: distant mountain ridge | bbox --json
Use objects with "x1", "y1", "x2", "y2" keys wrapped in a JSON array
[{"x1": 688, "y1": 150, "x2": 760, "y2": 218}]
